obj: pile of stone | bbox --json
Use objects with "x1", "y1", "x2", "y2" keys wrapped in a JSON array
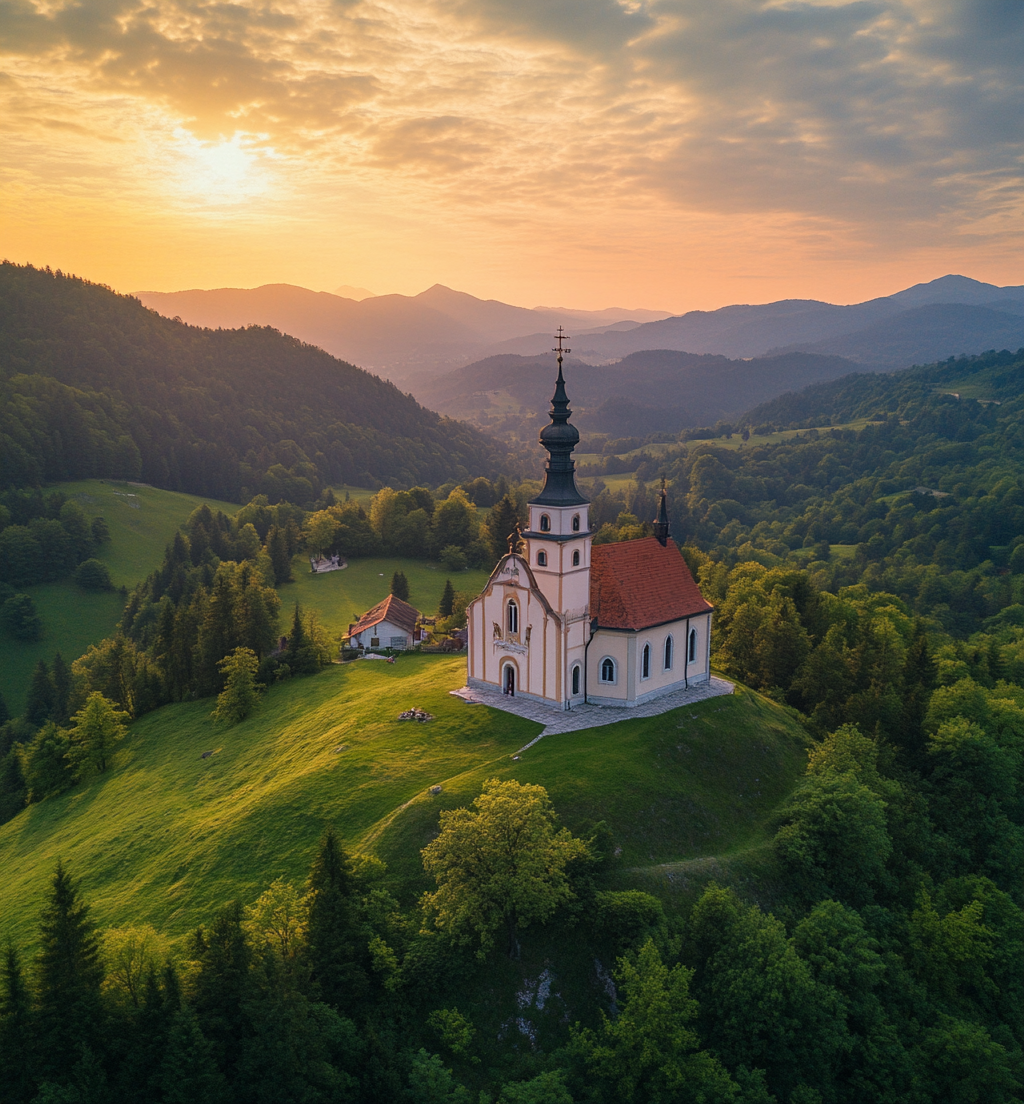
[{"x1": 398, "y1": 707, "x2": 434, "y2": 722}]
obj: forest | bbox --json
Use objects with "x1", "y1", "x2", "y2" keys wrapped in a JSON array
[
  {"x1": 0, "y1": 280, "x2": 1022, "y2": 1102},
  {"x1": 0, "y1": 264, "x2": 501, "y2": 501}
]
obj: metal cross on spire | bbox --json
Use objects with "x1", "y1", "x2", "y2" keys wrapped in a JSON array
[{"x1": 552, "y1": 326, "x2": 571, "y2": 369}]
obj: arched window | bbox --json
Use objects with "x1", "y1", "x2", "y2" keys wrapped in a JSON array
[
  {"x1": 540, "y1": 514, "x2": 550, "y2": 532},
  {"x1": 507, "y1": 600, "x2": 519, "y2": 634},
  {"x1": 641, "y1": 643, "x2": 651, "y2": 679},
  {"x1": 600, "y1": 657, "x2": 615, "y2": 683},
  {"x1": 572, "y1": 514, "x2": 580, "y2": 532},
  {"x1": 664, "y1": 635, "x2": 673, "y2": 671},
  {"x1": 537, "y1": 550, "x2": 547, "y2": 566},
  {"x1": 572, "y1": 549, "x2": 580, "y2": 566},
  {"x1": 571, "y1": 665, "x2": 581, "y2": 696},
  {"x1": 688, "y1": 628, "x2": 698, "y2": 663}
]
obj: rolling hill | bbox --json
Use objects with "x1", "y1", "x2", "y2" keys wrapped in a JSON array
[
  {"x1": 137, "y1": 282, "x2": 673, "y2": 382},
  {"x1": 139, "y1": 274, "x2": 1024, "y2": 384},
  {"x1": 0, "y1": 263, "x2": 500, "y2": 500},
  {"x1": 0, "y1": 479, "x2": 239, "y2": 715},
  {"x1": 416, "y1": 348, "x2": 864, "y2": 436},
  {"x1": 0, "y1": 656, "x2": 807, "y2": 948}
]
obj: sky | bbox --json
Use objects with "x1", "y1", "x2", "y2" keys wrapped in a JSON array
[{"x1": 1, "y1": 0, "x2": 1022, "y2": 311}]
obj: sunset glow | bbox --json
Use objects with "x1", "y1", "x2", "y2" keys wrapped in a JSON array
[{"x1": 2, "y1": 0, "x2": 1022, "y2": 307}]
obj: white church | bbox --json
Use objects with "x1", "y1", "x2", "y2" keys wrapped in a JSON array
[{"x1": 465, "y1": 342, "x2": 713, "y2": 710}]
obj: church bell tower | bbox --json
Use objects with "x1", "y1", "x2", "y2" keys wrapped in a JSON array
[{"x1": 521, "y1": 329, "x2": 592, "y2": 620}]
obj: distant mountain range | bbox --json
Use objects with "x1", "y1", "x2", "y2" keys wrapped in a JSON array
[
  {"x1": 136, "y1": 283, "x2": 673, "y2": 381},
  {"x1": 138, "y1": 275, "x2": 1024, "y2": 394},
  {"x1": 417, "y1": 350, "x2": 862, "y2": 438}
]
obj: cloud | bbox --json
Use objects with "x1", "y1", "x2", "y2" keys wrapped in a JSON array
[{"x1": 1, "y1": 0, "x2": 1021, "y2": 281}]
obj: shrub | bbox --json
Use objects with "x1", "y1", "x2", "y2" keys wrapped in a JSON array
[
  {"x1": 73, "y1": 558, "x2": 113, "y2": 591},
  {"x1": 1, "y1": 593, "x2": 42, "y2": 641},
  {"x1": 439, "y1": 545, "x2": 468, "y2": 572}
]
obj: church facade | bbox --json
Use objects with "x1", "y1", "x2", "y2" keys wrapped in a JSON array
[{"x1": 465, "y1": 344, "x2": 713, "y2": 710}]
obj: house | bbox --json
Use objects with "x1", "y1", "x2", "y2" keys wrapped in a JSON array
[
  {"x1": 464, "y1": 344, "x2": 713, "y2": 709},
  {"x1": 348, "y1": 594, "x2": 421, "y2": 650}
]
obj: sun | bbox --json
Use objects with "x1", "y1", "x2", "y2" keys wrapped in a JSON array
[{"x1": 170, "y1": 130, "x2": 271, "y2": 208}]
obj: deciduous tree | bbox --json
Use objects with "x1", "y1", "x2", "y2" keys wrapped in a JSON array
[
  {"x1": 421, "y1": 779, "x2": 590, "y2": 958},
  {"x1": 67, "y1": 692, "x2": 129, "y2": 775}
]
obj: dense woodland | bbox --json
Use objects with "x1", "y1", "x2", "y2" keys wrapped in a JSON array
[
  {"x1": 0, "y1": 264, "x2": 501, "y2": 501},
  {"x1": 0, "y1": 277, "x2": 1022, "y2": 1101}
]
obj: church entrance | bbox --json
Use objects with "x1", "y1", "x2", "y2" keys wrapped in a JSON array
[{"x1": 503, "y1": 663, "x2": 516, "y2": 696}]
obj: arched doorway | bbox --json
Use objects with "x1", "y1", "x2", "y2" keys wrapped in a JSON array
[{"x1": 503, "y1": 662, "x2": 516, "y2": 696}]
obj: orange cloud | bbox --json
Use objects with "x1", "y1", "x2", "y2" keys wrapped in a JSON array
[{"x1": 1, "y1": 0, "x2": 1021, "y2": 308}]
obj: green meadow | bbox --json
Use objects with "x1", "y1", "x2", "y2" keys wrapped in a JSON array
[
  {"x1": 1, "y1": 477, "x2": 492, "y2": 710},
  {"x1": 0, "y1": 654, "x2": 808, "y2": 949},
  {"x1": 0, "y1": 480, "x2": 238, "y2": 715},
  {"x1": 281, "y1": 557, "x2": 491, "y2": 636}
]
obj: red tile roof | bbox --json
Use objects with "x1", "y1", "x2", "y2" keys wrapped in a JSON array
[
  {"x1": 590, "y1": 537, "x2": 712, "y2": 630},
  {"x1": 348, "y1": 594, "x2": 419, "y2": 637}
]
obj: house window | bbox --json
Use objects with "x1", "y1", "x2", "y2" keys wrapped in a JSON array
[
  {"x1": 540, "y1": 514, "x2": 551, "y2": 532},
  {"x1": 688, "y1": 628, "x2": 698, "y2": 663},
  {"x1": 600, "y1": 657, "x2": 615, "y2": 683},
  {"x1": 537, "y1": 550, "x2": 547, "y2": 566},
  {"x1": 572, "y1": 664, "x2": 581, "y2": 695},
  {"x1": 572, "y1": 514, "x2": 580, "y2": 532},
  {"x1": 572, "y1": 550, "x2": 580, "y2": 566},
  {"x1": 507, "y1": 600, "x2": 519, "y2": 634},
  {"x1": 664, "y1": 635, "x2": 673, "y2": 670},
  {"x1": 641, "y1": 643, "x2": 651, "y2": 680},
  {"x1": 370, "y1": 637, "x2": 379, "y2": 648}
]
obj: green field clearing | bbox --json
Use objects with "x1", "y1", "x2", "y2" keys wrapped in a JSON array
[
  {"x1": 0, "y1": 656, "x2": 808, "y2": 949},
  {"x1": 59, "y1": 480, "x2": 240, "y2": 588},
  {"x1": 1, "y1": 481, "x2": 239, "y2": 714},
  {"x1": 282, "y1": 558, "x2": 491, "y2": 636}
]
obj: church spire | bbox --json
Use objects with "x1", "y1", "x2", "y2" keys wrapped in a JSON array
[
  {"x1": 653, "y1": 478, "x2": 670, "y2": 546},
  {"x1": 532, "y1": 328, "x2": 588, "y2": 507}
]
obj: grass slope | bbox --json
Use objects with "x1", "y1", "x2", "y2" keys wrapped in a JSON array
[
  {"x1": 0, "y1": 656, "x2": 808, "y2": 949},
  {"x1": 281, "y1": 557, "x2": 491, "y2": 635},
  {"x1": 0, "y1": 480, "x2": 238, "y2": 714}
]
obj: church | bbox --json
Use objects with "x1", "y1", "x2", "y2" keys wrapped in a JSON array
[{"x1": 465, "y1": 338, "x2": 714, "y2": 710}]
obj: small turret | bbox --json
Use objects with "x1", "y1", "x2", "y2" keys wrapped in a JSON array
[{"x1": 653, "y1": 478, "x2": 670, "y2": 546}]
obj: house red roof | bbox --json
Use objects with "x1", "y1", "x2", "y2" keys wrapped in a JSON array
[
  {"x1": 589, "y1": 537, "x2": 712, "y2": 631},
  {"x1": 348, "y1": 594, "x2": 419, "y2": 637}
]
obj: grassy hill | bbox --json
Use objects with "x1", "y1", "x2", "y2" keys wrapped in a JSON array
[
  {"x1": 1, "y1": 476, "x2": 491, "y2": 710},
  {"x1": 0, "y1": 655, "x2": 808, "y2": 950},
  {"x1": 0, "y1": 479, "x2": 238, "y2": 715},
  {"x1": 282, "y1": 557, "x2": 490, "y2": 636}
]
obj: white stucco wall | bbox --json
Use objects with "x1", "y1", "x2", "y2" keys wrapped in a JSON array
[{"x1": 350, "y1": 618, "x2": 412, "y2": 649}]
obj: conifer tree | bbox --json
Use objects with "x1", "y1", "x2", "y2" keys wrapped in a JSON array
[
  {"x1": 25, "y1": 660, "x2": 55, "y2": 728},
  {"x1": 266, "y1": 524, "x2": 293, "y2": 585},
  {"x1": 303, "y1": 827, "x2": 367, "y2": 1012},
  {"x1": 212, "y1": 648, "x2": 261, "y2": 724},
  {"x1": 390, "y1": 571, "x2": 410, "y2": 602},
  {"x1": 22, "y1": 723, "x2": 72, "y2": 802},
  {"x1": 0, "y1": 750, "x2": 27, "y2": 824},
  {"x1": 34, "y1": 861, "x2": 103, "y2": 1082},
  {"x1": 159, "y1": 1006, "x2": 228, "y2": 1104},
  {"x1": 50, "y1": 653, "x2": 71, "y2": 726},
  {"x1": 486, "y1": 495, "x2": 523, "y2": 563},
  {"x1": 0, "y1": 944, "x2": 33, "y2": 1104},
  {"x1": 0, "y1": 689, "x2": 9, "y2": 726},
  {"x1": 187, "y1": 903, "x2": 252, "y2": 1085},
  {"x1": 438, "y1": 579, "x2": 455, "y2": 619},
  {"x1": 285, "y1": 604, "x2": 319, "y2": 675}
]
